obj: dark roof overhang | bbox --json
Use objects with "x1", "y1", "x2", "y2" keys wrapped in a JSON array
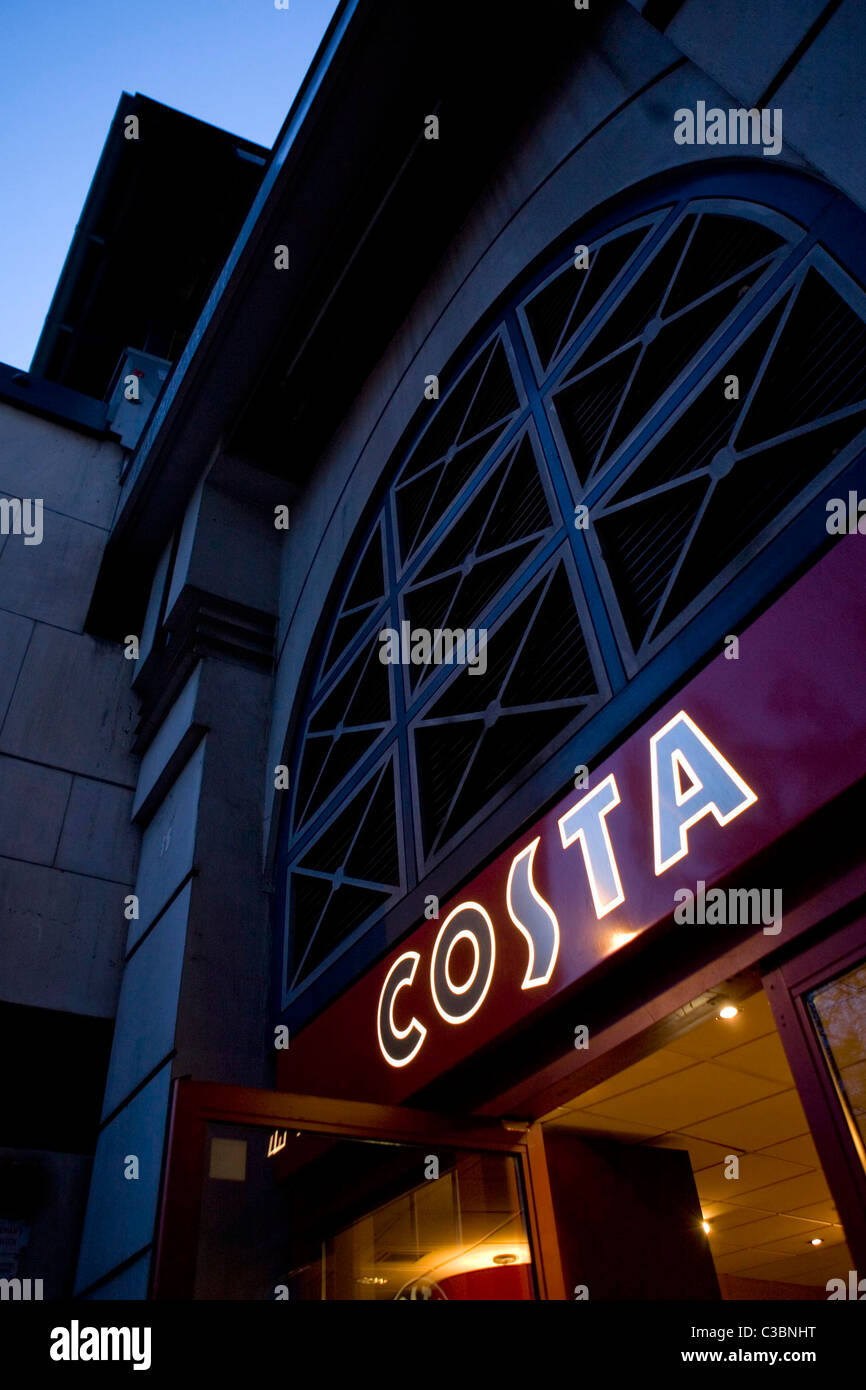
[{"x1": 87, "y1": 0, "x2": 585, "y2": 637}]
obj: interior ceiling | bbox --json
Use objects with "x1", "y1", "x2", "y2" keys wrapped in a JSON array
[{"x1": 542, "y1": 989, "x2": 852, "y2": 1288}]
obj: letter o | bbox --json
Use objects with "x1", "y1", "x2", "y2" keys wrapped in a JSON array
[{"x1": 430, "y1": 902, "x2": 495, "y2": 1023}]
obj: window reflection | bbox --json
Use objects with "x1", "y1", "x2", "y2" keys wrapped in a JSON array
[
  {"x1": 195, "y1": 1123, "x2": 535, "y2": 1300},
  {"x1": 807, "y1": 960, "x2": 866, "y2": 1164}
]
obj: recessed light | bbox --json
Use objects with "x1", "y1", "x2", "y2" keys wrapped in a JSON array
[
  {"x1": 810, "y1": 1238, "x2": 823, "y2": 1247},
  {"x1": 493, "y1": 1254, "x2": 518, "y2": 1265},
  {"x1": 719, "y1": 1005, "x2": 738, "y2": 1020}
]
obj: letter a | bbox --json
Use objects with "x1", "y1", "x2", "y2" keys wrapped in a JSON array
[
  {"x1": 50, "y1": 1328, "x2": 71, "y2": 1362},
  {"x1": 379, "y1": 628, "x2": 399, "y2": 664},
  {"x1": 825, "y1": 497, "x2": 846, "y2": 534},
  {"x1": 673, "y1": 109, "x2": 694, "y2": 146},
  {"x1": 650, "y1": 711, "x2": 757, "y2": 875}
]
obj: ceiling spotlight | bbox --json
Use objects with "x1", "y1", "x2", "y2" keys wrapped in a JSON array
[
  {"x1": 719, "y1": 1005, "x2": 739, "y2": 1020},
  {"x1": 702, "y1": 1221, "x2": 711, "y2": 1235},
  {"x1": 493, "y1": 1253, "x2": 518, "y2": 1265},
  {"x1": 810, "y1": 1238, "x2": 823, "y2": 1247}
]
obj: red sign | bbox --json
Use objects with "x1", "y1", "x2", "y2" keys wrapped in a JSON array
[{"x1": 280, "y1": 536, "x2": 866, "y2": 1105}]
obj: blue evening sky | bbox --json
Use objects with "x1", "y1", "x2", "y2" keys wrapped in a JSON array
[{"x1": 1, "y1": 0, "x2": 341, "y2": 371}]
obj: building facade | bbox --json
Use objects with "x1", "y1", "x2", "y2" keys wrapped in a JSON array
[{"x1": 3, "y1": 0, "x2": 866, "y2": 1301}]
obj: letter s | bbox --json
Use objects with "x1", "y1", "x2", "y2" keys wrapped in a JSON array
[{"x1": 506, "y1": 837, "x2": 560, "y2": 988}]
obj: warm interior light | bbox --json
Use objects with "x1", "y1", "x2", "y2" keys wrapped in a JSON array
[
  {"x1": 493, "y1": 1253, "x2": 518, "y2": 1265},
  {"x1": 702, "y1": 1221, "x2": 711, "y2": 1235},
  {"x1": 719, "y1": 1005, "x2": 738, "y2": 1019},
  {"x1": 610, "y1": 930, "x2": 639, "y2": 951},
  {"x1": 810, "y1": 1238, "x2": 823, "y2": 1247}
]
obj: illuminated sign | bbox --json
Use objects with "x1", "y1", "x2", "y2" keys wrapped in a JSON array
[
  {"x1": 267, "y1": 1129, "x2": 288, "y2": 1157},
  {"x1": 377, "y1": 710, "x2": 757, "y2": 1068},
  {"x1": 279, "y1": 538, "x2": 866, "y2": 1107}
]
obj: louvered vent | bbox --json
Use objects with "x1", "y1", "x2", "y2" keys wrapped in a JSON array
[
  {"x1": 413, "y1": 558, "x2": 603, "y2": 857},
  {"x1": 280, "y1": 191, "x2": 866, "y2": 1001},
  {"x1": 320, "y1": 522, "x2": 386, "y2": 677},
  {"x1": 402, "y1": 429, "x2": 555, "y2": 691},
  {"x1": 395, "y1": 335, "x2": 521, "y2": 564},
  {"x1": 288, "y1": 757, "x2": 400, "y2": 987},
  {"x1": 594, "y1": 263, "x2": 866, "y2": 658}
]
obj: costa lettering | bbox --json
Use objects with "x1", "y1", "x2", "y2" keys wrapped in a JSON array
[{"x1": 377, "y1": 710, "x2": 757, "y2": 1068}]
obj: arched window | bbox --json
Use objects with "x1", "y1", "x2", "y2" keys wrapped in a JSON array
[{"x1": 278, "y1": 179, "x2": 866, "y2": 1007}]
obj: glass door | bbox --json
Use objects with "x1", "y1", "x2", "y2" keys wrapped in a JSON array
[
  {"x1": 152, "y1": 1082, "x2": 565, "y2": 1300},
  {"x1": 763, "y1": 913, "x2": 866, "y2": 1274}
]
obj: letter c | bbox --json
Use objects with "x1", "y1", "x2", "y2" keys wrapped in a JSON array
[{"x1": 377, "y1": 952, "x2": 427, "y2": 1068}]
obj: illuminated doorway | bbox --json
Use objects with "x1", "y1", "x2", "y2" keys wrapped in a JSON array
[{"x1": 541, "y1": 986, "x2": 854, "y2": 1297}]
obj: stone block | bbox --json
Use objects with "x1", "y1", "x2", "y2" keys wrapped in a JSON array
[
  {"x1": 129, "y1": 740, "x2": 204, "y2": 948},
  {"x1": 101, "y1": 883, "x2": 190, "y2": 1118},
  {"x1": 0, "y1": 624, "x2": 138, "y2": 784},
  {"x1": 0, "y1": 609, "x2": 32, "y2": 728},
  {"x1": 55, "y1": 776, "x2": 139, "y2": 883},
  {"x1": 0, "y1": 857, "x2": 126, "y2": 1016},
  {"x1": 0, "y1": 755, "x2": 71, "y2": 865},
  {"x1": 0, "y1": 403, "x2": 122, "y2": 529},
  {"x1": 73, "y1": 1064, "x2": 171, "y2": 1294},
  {"x1": 0, "y1": 506, "x2": 107, "y2": 630},
  {"x1": 668, "y1": 0, "x2": 827, "y2": 106}
]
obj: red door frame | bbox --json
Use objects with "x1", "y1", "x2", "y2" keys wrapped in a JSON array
[
  {"x1": 764, "y1": 912, "x2": 866, "y2": 1272},
  {"x1": 151, "y1": 1080, "x2": 567, "y2": 1300}
]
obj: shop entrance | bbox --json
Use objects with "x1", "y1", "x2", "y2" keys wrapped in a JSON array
[
  {"x1": 540, "y1": 987, "x2": 852, "y2": 1298},
  {"x1": 536, "y1": 914, "x2": 866, "y2": 1300},
  {"x1": 153, "y1": 919, "x2": 866, "y2": 1300},
  {"x1": 152, "y1": 1086, "x2": 565, "y2": 1300}
]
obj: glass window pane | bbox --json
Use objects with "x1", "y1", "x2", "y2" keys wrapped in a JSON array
[
  {"x1": 806, "y1": 960, "x2": 866, "y2": 1165},
  {"x1": 195, "y1": 1122, "x2": 536, "y2": 1300}
]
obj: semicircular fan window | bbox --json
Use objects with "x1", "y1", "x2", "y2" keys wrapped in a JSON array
[{"x1": 280, "y1": 195, "x2": 866, "y2": 1000}]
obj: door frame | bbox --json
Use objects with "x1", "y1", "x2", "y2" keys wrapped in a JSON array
[
  {"x1": 151, "y1": 1078, "x2": 566, "y2": 1300},
  {"x1": 763, "y1": 911, "x2": 866, "y2": 1272}
]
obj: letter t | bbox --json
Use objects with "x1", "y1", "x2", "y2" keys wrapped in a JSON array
[{"x1": 557, "y1": 774, "x2": 625, "y2": 917}]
